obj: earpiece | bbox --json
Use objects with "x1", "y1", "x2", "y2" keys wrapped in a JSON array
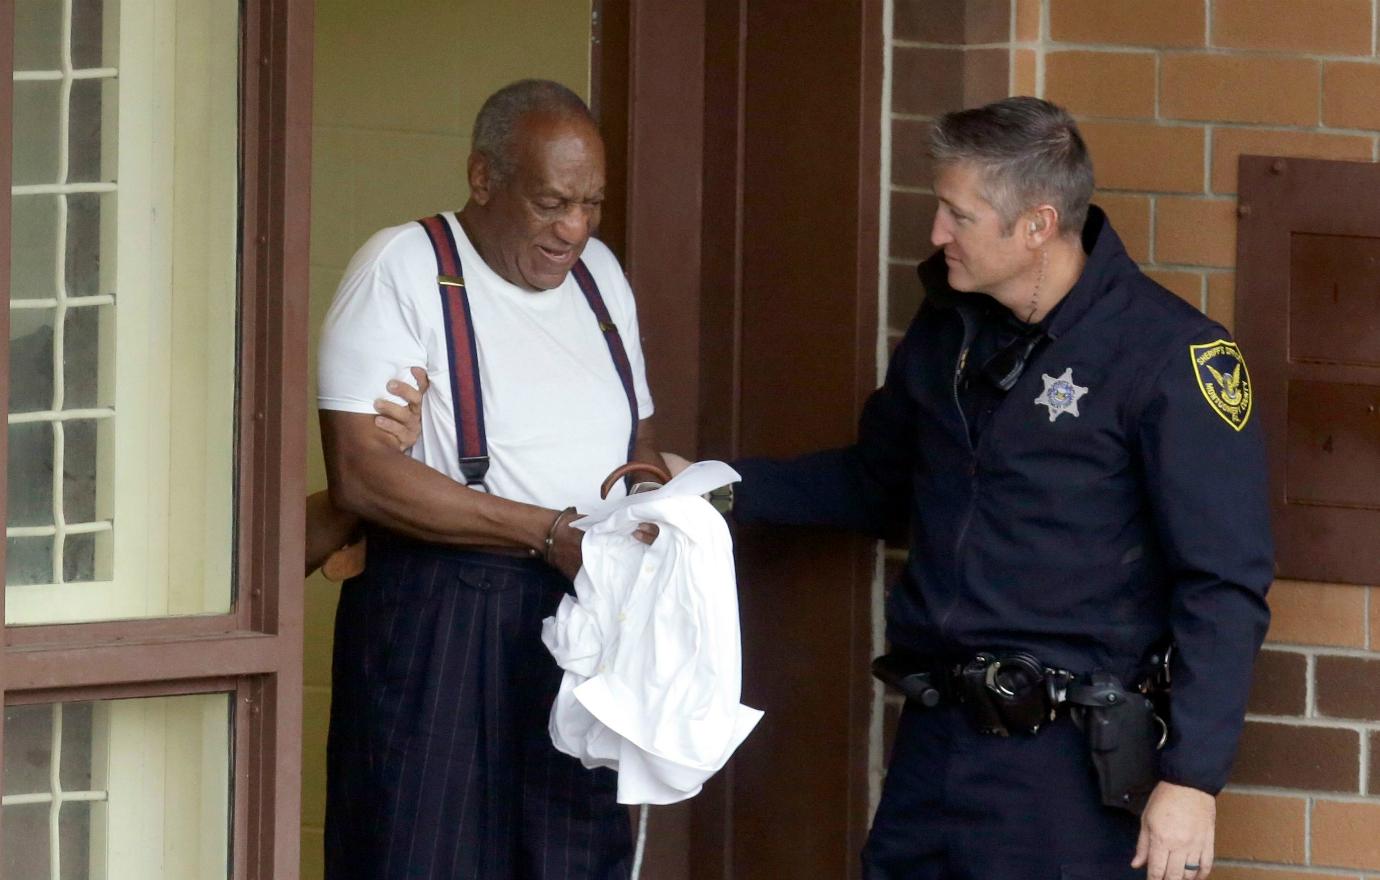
[{"x1": 1028, "y1": 221, "x2": 1038, "y2": 234}]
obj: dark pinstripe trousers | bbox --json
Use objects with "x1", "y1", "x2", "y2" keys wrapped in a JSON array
[{"x1": 324, "y1": 532, "x2": 633, "y2": 880}]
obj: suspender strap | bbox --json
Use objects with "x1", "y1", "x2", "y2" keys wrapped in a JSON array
[
  {"x1": 571, "y1": 259, "x2": 641, "y2": 462},
  {"x1": 416, "y1": 213, "x2": 641, "y2": 487},
  {"x1": 416, "y1": 214, "x2": 489, "y2": 489}
]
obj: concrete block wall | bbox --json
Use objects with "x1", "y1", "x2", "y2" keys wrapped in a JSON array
[{"x1": 882, "y1": 2, "x2": 1380, "y2": 875}]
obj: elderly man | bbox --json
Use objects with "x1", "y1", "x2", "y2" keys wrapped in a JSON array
[
  {"x1": 723, "y1": 97, "x2": 1272, "y2": 880},
  {"x1": 315, "y1": 79, "x2": 657, "y2": 880}
]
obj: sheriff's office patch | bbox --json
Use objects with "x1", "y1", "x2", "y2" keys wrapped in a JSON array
[{"x1": 1190, "y1": 339, "x2": 1253, "y2": 431}]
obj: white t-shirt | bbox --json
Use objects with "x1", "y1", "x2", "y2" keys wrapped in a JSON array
[{"x1": 317, "y1": 213, "x2": 654, "y2": 510}]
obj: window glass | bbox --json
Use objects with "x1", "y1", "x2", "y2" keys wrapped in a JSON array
[
  {"x1": 8, "y1": 0, "x2": 240, "y2": 624},
  {"x1": 3, "y1": 694, "x2": 232, "y2": 879}
]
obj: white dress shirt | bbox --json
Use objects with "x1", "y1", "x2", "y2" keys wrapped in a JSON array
[{"x1": 541, "y1": 462, "x2": 763, "y2": 805}]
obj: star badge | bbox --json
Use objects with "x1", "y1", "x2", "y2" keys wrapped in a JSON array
[{"x1": 1034, "y1": 367, "x2": 1088, "y2": 422}]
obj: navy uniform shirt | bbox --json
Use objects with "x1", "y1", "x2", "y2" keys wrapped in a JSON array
[{"x1": 733, "y1": 207, "x2": 1273, "y2": 795}]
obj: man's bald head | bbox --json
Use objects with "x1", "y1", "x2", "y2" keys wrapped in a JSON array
[{"x1": 472, "y1": 80, "x2": 596, "y2": 187}]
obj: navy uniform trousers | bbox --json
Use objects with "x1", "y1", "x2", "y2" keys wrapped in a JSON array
[
  {"x1": 324, "y1": 532, "x2": 632, "y2": 880},
  {"x1": 863, "y1": 703, "x2": 1143, "y2": 880}
]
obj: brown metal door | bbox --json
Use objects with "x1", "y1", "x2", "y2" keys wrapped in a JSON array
[
  {"x1": 609, "y1": 2, "x2": 884, "y2": 876},
  {"x1": 1236, "y1": 156, "x2": 1380, "y2": 586}
]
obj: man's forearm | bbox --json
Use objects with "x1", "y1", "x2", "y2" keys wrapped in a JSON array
[{"x1": 321, "y1": 411, "x2": 557, "y2": 552}]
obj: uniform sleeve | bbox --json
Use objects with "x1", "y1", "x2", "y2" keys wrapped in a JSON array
[
  {"x1": 1135, "y1": 326, "x2": 1273, "y2": 795},
  {"x1": 317, "y1": 242, "x2": 428, "y2": 414},
  {"x1": 732, "y1": 319, "x2": 920, "y2": 537}
]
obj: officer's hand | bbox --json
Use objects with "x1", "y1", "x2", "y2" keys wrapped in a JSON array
[
  {"x1": 372, "y1": 367, "x2": 429, "y2": 451},
  {"x1": 1132, "y1": 781, "x2": 1215, "y2": 880},
  {"x1": 660, "y1": 451, "x2": 692, "y2": 478}
]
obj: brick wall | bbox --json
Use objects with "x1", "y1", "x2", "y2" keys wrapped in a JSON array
[{"x1": 882, "y1": 2, "x2": 1380, "y2": 875}]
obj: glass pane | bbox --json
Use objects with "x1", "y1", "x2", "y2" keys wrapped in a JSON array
[
  {"x1": 63, "y1": 304, "x2": 112, "y2": 409},
  {"x1": 3, "y1": 803, "x2": 52, "y2": 877},
  {"x1": 65, "y1": 192, "x2": 110, "y2": 299},
  {"x1": 9, "y1": 0, "x2": 240, "y2": 624},
  {"x1": 8, "y1": 422, "x2": 55, "y2": 527},
  {"x1": 12, "y1": 194, "x2": 60, "y2": 302},
  {"x1": 62, "y1": 419, "x2": 101, "y2": 522},
  {"x1": 15, "y1": 0, "x2": 64, "y2": 70},
  {"x1": 13, "y1": 81, "x2": 62, "y2": 187},
  {"x1": 70, "y1": 0, "x2": 114, "y2": 70},
  {"x1": 66, "y1": 78, "x2": 112, "y2": 185},
  {"x1": 6, "y1": 537, "x2": 54, "y2": 587},
  {"x1": 4, "y1": 704, "x2": 53, "y2": 794},
  {"x1": 3, "y1": 695, "x2": 232, "y2": 880},
  {"x1": 10, "y1": 307, "x2": 56, "y2": 412}
]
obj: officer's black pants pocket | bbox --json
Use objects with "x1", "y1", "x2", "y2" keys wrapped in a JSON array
[{"x1": 1061, "y1": 863, "x2": 1143, "y2": 880}]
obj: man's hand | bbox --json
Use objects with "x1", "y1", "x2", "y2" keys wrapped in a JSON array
[
  {"x1": 1132, "y1": 781, "x2": 1216, "y2": 880},
  {"x1": 372, "y1": 366, "x2": 429, "y2": 451}
]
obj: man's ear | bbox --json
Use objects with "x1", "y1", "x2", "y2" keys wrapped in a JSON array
[
  {"x1": 467, "y1": 152, "x2": 493, "y2": 206},
  {"x1": 1025, "y1": 204, "x2": 1060, "y2": 247}
]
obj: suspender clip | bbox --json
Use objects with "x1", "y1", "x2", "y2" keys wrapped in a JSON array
[{"x1": 460, "y1": 456, "x2": 490, "y2": 492}]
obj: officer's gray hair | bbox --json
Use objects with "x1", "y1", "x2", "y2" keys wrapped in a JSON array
[
  {"x1": 472, "y1": 79, "x2": 595, "y2": 186},
  {"x1": 929, "y1": 97, "x2": 1094, "y2": 236}
]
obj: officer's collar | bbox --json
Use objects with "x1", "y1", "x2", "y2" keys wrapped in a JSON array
[{"x1": 916, "y1": 205, "x2": 1136, "y2": 340}]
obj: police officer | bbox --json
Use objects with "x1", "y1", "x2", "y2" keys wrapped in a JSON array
[{"x1": 725, "y1": 98, "x2": 1272, "y2": 880}]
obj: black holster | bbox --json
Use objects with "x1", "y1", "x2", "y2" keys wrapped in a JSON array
[{"x1": 1067, "y1": 672, "x2": 1162, "y2": 815}]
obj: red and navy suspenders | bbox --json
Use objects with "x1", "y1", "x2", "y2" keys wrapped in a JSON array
[{"x1": 416, "y1": 213, "x2": 640, "y2": 491}]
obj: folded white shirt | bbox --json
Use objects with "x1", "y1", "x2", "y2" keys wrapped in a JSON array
[{"x1": 541, "y1": 461, "x2": 764, "y2": 805}]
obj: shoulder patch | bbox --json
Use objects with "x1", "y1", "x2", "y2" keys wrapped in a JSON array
[{"x1": 1189, "y1": 339, "x2": 1253, "y2": 431}]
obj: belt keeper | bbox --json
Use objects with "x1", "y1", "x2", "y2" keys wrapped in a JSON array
[{"x1": 544, "y1": 506, "x2": 578, "y2": 564}]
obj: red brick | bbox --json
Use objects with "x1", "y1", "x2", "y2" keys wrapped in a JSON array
[
  {"x1": 1161, "y1": 54, "x2": 1319, "y2": 126},
  {"x1": 1216, "y1": 791, "x2": 1307, "y2": 863},
  {"x1": 1014, "y1": 0, "x2": 1040, "y2": 42},
  {"x1": 894, "y1": 0, "x2": 966, "y2": 44},
  {"x1": 890, "y1": 191, "x2": 937, "y2": 261},
  {"x1": 1049, "y1": 0, "x2": 1205, "y2": 48},
  {"x1": 1012, "y1": 49, "x2": 1037, "y2": 96},
  {"x1": 892, "y1": 118, "x2": 934, "y2": 189},
  {"x1": 1207, "y1": 272, "x2": 1236, "y2": 334},
  {"x1": 1095, "y1": 192, "x2": 1151, "y2": 263},
  {"x1": 1213, "y1": 0, "x2": 1372, "y2": 55},
  {"x1": 1267, "y1": 580, "x2": 1368, "y2": 648},
  {"x1": 894, "y1": 47, "x2": 964, "y2": 116},
  {"x1": 893, "y1": 48, "x2": 1010, "y2": 117},
  {"x1": 1313, "y1": 800, "x2": 1380, "y2": 870},
  {"x1": 1370, "y1": 731, "x2": 1380, "y2": 795},
  {"x1": 894, "y1": 0, "x2": 1011, "y2": 45},
  {"x1": 1371, "y1": 586, "x2": 1380, "y2": 650},
  {"x1": 1154, "y1": 196, "x2": 1238, "y2": 268},
  {"x1": 1045, "y1": 50, "x2": 1157, "y2": 119},
  {"x1": 1145, "y1": 269, "x2": 1203, "y2": 308},
  {"x1": 1231, "y1": 721, "x2": 1359, "y2": 792},
  {"x1": 888, "y1": 261, "x2": 923, "y2": 333},
  {"x1": 1211, "y1": 127, "x2": 1374, "y2": 195},
  {"x1": 1315, "y1": 654, "x2": 1380, "y2": 720},
  {"x1": 1246, "y1": 649, "x2": 1308, "y2": 716},
  {"x1": 1079, "y1": 121, "x2": 1205, "y2": 193},
  {"x1": 1323, "y1": 63, "x2": 1380, "y2": 131}
]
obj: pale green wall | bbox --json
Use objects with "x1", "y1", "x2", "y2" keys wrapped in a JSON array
[{"x1": 303, "y1": 4, "x2": 592, "y2": 875}]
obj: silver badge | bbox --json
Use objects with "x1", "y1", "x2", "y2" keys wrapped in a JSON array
[{"x1": 1034, "y1": 367, "x2": 1088, "y2": 422}]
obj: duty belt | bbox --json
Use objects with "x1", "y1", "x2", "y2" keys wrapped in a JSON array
[{"x1": 871, "y1": 649, "x2": 1171, "y2": 738}]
